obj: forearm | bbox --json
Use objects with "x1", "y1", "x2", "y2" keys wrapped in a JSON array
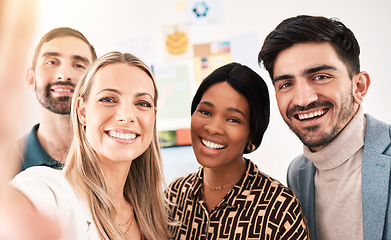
[{"x1": 0, "y1": 183, "x2": 61, "y2": 240}]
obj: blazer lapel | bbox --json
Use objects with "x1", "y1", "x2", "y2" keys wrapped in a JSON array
[
  {"x1": 299, "y1": 159, "x2": 317, "y2": 240},
  {"x1": 362, "y1": 114, "x2": 391, "y2": 240}
]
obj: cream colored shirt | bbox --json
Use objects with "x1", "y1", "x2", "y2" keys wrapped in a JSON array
[
  {"x1": 12, "y1": 167, "x2": 100, "y2": 240},
  {"x1": 304, "y1": 107, "x2": 365, "y2": 240}
]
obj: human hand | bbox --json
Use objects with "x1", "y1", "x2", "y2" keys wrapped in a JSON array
[{"x1": 0, "y1": 1, "x2": 61, "y2": 239}]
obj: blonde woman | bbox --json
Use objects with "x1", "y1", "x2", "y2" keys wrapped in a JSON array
[{"x1": 2, "y1": 52, "x2": 170, "y2": 239}]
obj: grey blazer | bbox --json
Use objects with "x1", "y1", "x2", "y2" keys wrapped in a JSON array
[{"x1": 287, "y1": 114, "x2": 391, "y2": 240}]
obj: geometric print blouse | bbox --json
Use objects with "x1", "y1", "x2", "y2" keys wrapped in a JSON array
[{"x1": 165, "y1": 159, "x2": 311, "y2": 240}]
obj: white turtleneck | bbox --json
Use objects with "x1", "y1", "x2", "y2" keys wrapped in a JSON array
[{"x1": 303, "y1": 107, "x2": 365, "y2": 240}]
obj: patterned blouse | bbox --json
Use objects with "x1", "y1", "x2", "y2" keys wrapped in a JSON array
[{"x1": 166, "y1": 159, "x2": 311, "y2": 240}]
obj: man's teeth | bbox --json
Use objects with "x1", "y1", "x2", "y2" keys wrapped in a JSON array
[
  {"x1": 53, "y1": 89, "x2": 72, "y2": 92},
  {"x1": 298, "y1": 109, "x2": 325, "y2": 120},
  {"x1": 201, "y1": 139, "x2": 226, "y2": 150},
  {"x1": 107, "y1": 131, "x2": 136, "y2": 140}
]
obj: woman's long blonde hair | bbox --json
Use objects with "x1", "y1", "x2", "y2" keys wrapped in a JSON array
[{"x1": 64, "y1": 51, "x2": 170, "y2": 240}]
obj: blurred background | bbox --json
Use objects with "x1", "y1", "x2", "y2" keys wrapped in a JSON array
[{"x1": 17, "y1": 0, "x2": 391, "y2": 185}]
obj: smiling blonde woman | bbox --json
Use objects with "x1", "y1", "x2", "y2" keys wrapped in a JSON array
[{"x1": 9, "y1": 52, "x2": 170, "y2": 240}]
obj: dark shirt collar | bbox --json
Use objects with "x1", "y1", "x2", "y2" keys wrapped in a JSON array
[{"x1": 21, "y1": 124, "x2": 64, "y2": 171}]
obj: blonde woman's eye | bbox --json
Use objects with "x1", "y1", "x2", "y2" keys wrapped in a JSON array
[
  {"x1": 138, "y1": 101, "x2": 152, "y2": 108},
  {"x1": 99, "y1": 97, "x2": 115, "y2": 103}
]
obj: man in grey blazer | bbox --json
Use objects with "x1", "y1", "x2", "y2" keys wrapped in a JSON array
[{"x1": 258, "y1": 15, "x2": 391, "y2": 240}]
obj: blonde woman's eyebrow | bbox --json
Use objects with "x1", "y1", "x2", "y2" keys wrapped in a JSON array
[
  {"x1": 135, "y1": 92, "x2": 154, "y2": 99},
  {"x1": 96, "y1": 88, "x2": 120, "y2": 95},
  {"x1": 97, "y1": 89, "x2": 154, "y2": 100}
]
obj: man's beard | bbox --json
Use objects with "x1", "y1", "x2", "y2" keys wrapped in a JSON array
[
  {"x1": 285, "y1": 89, "x2": 356, "y2": 149},
  {"x1": 35, "y1": 82, "x2": 75, "y2": 115}
]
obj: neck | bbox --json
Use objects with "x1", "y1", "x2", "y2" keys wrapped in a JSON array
[
  {"x1": 37, "y1": 109, "x2": 73, "y2": 163},
  {"x1": 100, "y1": 160, "x2": 132, "y2": 205},
  {"x1": 204, "y1": 157, "x2": 247, "y2": 188}
]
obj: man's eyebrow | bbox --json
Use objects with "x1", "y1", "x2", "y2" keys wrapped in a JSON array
[
  {"x1": 41, "y1": 52, "x2": 90, "y2": 63},
  {"x1": 303, "y1": 64, "x2": 337, "y2": 75},
  {"x1": 272, "y1": 65, "x2": 337, "y2": 85},
  {"x1": 42, "y1": 52, "x2": 60, "y2": 58},
  {"x1": 73, "y1": 55, "x2": 90, "y2": 63},
  {"x1": 272, "y1": 74, "x2": 293, "y2": 85}
]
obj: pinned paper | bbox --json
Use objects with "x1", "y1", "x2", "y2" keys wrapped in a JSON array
[
  {"x1": 193, "y1": 41, "x2": 232, "y2": 85},
  {"x1": 166, "y1": 31, "x2": 189, "y2": 55},
  {"x1": 186, "y1": 0, "x2": 223, "y2": 25},
  {"x1": 163, "y1": 24, "x2": 190, "y2": 60}
]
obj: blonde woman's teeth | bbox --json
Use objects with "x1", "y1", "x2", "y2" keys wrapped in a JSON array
[{"x1": 107, "y1": 130, "x2": 136, "y2": 140}]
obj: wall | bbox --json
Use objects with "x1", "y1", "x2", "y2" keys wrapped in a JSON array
[{"x1": 23, "y1": 0, "x2": 391, "y2": 184}]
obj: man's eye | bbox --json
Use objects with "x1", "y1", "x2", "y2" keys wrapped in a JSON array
[
  {"x1": 314, "y1": 75, "x2": 330, "y2": 81},
  {"x1": 280, "y1": 82, "x2": 291, "y2": 89},
  {"x1": 46, "y1": 60, "x2": 56, "y2": 65},
  {"x1": 75, "y1": 63, "x2": 86, "y2": 69}
]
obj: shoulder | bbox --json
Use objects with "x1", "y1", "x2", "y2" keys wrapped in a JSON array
[
  {"x1": 13, "y1": 166, "x2": 66, "y2": 184},
  {"x1": 250, "y1": 167, "x2": 310, "y2": 237},
  {"x1": 12, "y1": 167, "x2": 75, "y2": 219},
  {"x1": 247, "y1": 160, "x2": 302, "y2": 204},
  {"x1": 18, "y1": 124, "x2": 38, "y2": 156},
  {"x1": 286, "y1": 154, "x2": 315, "y2": 190},
  {"x1": 288, "y1": 154, "x2": 308, "y2": 173},
  {"x1": 287, "y1": 154, "x2": 314, "y2": 179},
  {"x1": 365, "y1": 114, "x2": 391, "y2": 136},
  {"x1": 19, "y1": 124, "x2": 39, "y2": 147},
  {"x1": 364, "y1": 114, "x2": 391, "y2": 152},
  {"x1": 166, "y1": 172, "x2": 197, "y2": 195},
  {"x1": 253, "y1": 166, "x2": 297, "y2": 198},
  {"x1": 247, "y1": 160, "x2": 295, "y2": 197}
]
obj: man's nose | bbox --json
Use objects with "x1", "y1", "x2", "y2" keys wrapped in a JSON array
[
  {"x1": 55, "y1": 64, "x2": 73, "y2": 81},
  {"x1": 292, "y1": 81, "x2": 318, "y2": 107}
]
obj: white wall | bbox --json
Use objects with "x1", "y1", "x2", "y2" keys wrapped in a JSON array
[{"x1": 24, "y1": 0, "x2": 391, "y2": 184}]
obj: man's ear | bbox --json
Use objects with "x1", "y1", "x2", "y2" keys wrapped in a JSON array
[
  {"x1": 26, "y1": 67, "x2": 36, "y2": 91},
  {"x1": 353, "y1": 71, "x2": 371, "y2": 104},
  {"x1": 76, "y1": 97, "x2": 87, "y2": 126}
]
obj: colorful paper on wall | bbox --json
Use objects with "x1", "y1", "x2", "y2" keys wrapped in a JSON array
[
  {"x1": 163, "y1": 24, "x2": 190, "y2": 60},
  {"x1": 154, "y1": 64, "x2": 191, "y2": 120},
  {"x1": 193, "y1": 41, "x2": 232, "y2": 85},
  {"x1": 186, "y1": 0, "x2": 223, "y2": 25},
  {"x1": 158, "y1": 128, "x2": 191, "y2": 148}
]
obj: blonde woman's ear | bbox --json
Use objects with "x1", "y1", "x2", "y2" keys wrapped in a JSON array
[{"x1": 76, "y1": 97, "x2": 87, "y2": 126}]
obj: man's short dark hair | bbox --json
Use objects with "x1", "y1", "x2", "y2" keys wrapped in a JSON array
[
  {"x1": 32, "y1": 27, "x2": 97, "y2": 69},
  {"x1": 258, "y1": 15, "x2": 360, "y2": 80}
]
